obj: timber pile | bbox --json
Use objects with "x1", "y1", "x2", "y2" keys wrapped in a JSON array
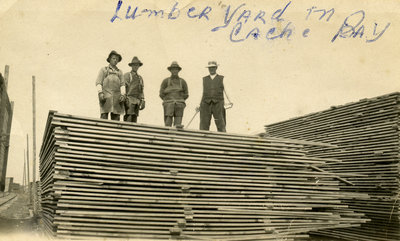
[
  {"x1": 265, "y1": 92, "x2": 400, "y2": 241},
  {"x1": 40, "y1": 112, "x2": 368, "y2": 240},
  {"x1": 35, "y1": 181, "x2": 42, "y2": 214}
]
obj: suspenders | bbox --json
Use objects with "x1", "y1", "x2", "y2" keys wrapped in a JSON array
[{"x1": 167, "y1": 78, "x2": 182, "y2": 88}]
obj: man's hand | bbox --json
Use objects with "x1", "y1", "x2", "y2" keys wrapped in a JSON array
[
  {"x1": 119, "y1": 94, "x2": 126, "y2": 103},
  {"x1": 195, "y1": 106, "x2": 200, "y2": 112},
  {"x1": 163, "y1": 88, "x2": 172, "y2": 94},
  {"x1": 224, "y1": 102, "x2": 233, "y2": 109},
  {"x1": 98, "y1": 92, "x2": 106, "y2": 103},
  {"x1": 139, "y1": 100, "x2": 146, "y2": 110}
]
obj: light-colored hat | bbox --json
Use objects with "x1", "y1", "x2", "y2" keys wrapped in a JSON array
[
  {"x1": 167, "y1": 61, "x2": 182, "y2": 71},
  {"x1": 107, "y1": 50, "x2": 122, "y2": 63},
  {"x1": 128, "y1": 56, "x2": 143, "y2": 66},
  {"x1": 206, "y1": 61, "x2": 219, "y2": 68}
]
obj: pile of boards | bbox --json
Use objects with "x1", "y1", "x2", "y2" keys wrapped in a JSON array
[
  {"x1": 266, "y1": 92, "x2": 400, "y2": 241},
  {"x1": 40, "y1": 112, "x2": 368, "y2": 240}
]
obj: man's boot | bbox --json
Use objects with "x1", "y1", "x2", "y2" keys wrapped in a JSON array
[
  {"x1": 165, "y1": 116, "x2": 173, "y2": 127},
  {"x1": 110, "y1": 113, "x2": 120, "y2": 121},
  {"x1": 174, "y1": 117, "x2": 183, "y2": 127},
  {"x1": 100, "y1": 113, "x2": 108, "y2": 119}
]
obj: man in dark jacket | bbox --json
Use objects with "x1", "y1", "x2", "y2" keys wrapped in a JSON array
[
  {"x1": 123, "y1": 56, "x2": 145, "y2": 123},
  {"x1": 159, "y1": 61, "x2": 189, "y2": 127},
  {"x1": 199, "y1": 61, "x2": 227, "y2": 132}
]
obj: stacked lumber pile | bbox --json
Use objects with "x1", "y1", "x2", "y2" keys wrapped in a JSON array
[
  {"x1": 266, "y1": 92, "x2": 400, "y2": 241},
  {"x1": 40, "y1": 112, "x2": 368, "y2": 240},
  {"x1": 35, "y1": 181, "x2": 42, "y2": 214}
]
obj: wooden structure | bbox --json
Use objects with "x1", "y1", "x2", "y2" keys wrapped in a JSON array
[
  {"x1": 39, "y1": 112, "x2": 368, "y2": 240},
  {"x1": 266, "y1": 92, "x2": 400, "y2": 241},
  {"x1": 0, "y1": 71, "x2": 14, "y2": 192},
  {"x1": 4, "y1": 177, "x2": 13, "y2": 192}
]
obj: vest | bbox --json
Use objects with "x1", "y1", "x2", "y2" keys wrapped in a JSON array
[
  {"x1": 126, "y1": 72, "x2": 143, "y2": 98},
  {"x1": 202, "y1": 75, "x2": 224, "y2": 103}
]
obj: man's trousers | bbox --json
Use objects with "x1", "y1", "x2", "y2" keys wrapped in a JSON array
[{"x1": 199, "y1": 100, "x2": 226, "y2": 132}]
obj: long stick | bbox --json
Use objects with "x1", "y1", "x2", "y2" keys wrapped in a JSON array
[
  {"x1": 23, "y1": 153, "x2": 26, "y2": 188},
  {"x1": 309, "y1": 165, "x2": 354, "y2": 186},
  {"x1": 32, "y1": 76, "x2": 36, "y2": 183},
  {"x1": 26, "y1": 135, "x2": 31, "y2": 204},
  {"x1": 32, "y1": 76, "x2": 37, "y2": 213},
  {"x1": 186, "y1": 110, "x2": 199, "y2": 128}
]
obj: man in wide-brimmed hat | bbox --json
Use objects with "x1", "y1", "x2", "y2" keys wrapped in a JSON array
[
  {"x1": 198, "y1": 61, "x2": 232, "y2": 132},
  {"x1": 95, "y1": 50, "x2": 126, "y2": 120},
  {"x1": 159, "y1": 61, "x2": 189, "y2": 127},
  {"x1": 123, "y1": 56, "x2": 145, "y2": 123}
]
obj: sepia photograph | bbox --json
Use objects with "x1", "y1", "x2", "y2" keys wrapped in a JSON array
[{"x1": 0, "y1": 0, "x2": 399, "y2": 240}]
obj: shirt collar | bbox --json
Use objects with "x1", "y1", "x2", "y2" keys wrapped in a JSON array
[
  {"x1": 210, "y1": 73, "x2": 217, "y2": 79},
  {"x1": 108, "y1": 64, "x2": 119, "y2": 71}
]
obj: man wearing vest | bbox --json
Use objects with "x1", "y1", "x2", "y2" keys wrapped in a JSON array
[
  {"x1": 159, "y1": 61, "x2": 189, "y2": 127},
  {"x1": 199, "y1": 61, "x2": 226, "y2": 132},
  {"x1": 123, "y1": 56, "x2": 145, "y2": 123},
  {"x1": 96, "y1": 50, "x2": 126, "y2": 120}
]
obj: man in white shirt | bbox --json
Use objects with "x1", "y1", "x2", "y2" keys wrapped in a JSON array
[{"x1": 199, "y1": 61, "x2": 227, "y2": 132}]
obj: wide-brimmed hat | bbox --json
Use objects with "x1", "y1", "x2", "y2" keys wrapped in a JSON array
[
  {"x1": 107, "y1": 50, "x2": 122, "y2": 63},
  {"x1": 167, "y1": 61, "x2": 182, "y2": 71},
  {"x1": 206, "y1": 61, "x2": 219, "y2": 68},
  {"x1": 128, "y1": 56, "x2": 143, "y2": 66}
]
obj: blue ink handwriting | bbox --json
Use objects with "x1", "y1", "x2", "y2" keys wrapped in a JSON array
[
  {"x1": 332, "y1": 10, "x2": 390, "y2": 43},
  {"x1": 110, "y1": 0, "x2": 212, "y2": 22},
  {"x1": 306, "y1": 6, "x2": 334, "y2": 21},
  {"x1": 109, "y1": 0, "x2": 391, "y2": 44}
]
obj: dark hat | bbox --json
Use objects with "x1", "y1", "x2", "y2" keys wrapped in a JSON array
[
  {"x1": 106, "y1": 50, "x2": 122, "y2": 63},
  {"x1": 128, "y1": 56, "x2": 143, "y2": 66},
  {"x1": 167, "y1": 61, "x2": 182, "y2": 71}
]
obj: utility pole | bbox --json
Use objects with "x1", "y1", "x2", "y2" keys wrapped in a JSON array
[
  {"x1": 26, "y1": 135, "x2": 31, "y2": 205},
  {"x1": 32, "y1": 76, "x2": 37, "y2": 213},
  {"x1": 23, "y1": 153, "x2": 26, "y2": 190},
  {"x1": 25, "y1": 150, "x2": 30, "y2": 193}
]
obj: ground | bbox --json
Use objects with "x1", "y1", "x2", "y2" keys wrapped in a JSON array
[{"x1": 0, "y1": 191, "x2": 43, "y2": 241}]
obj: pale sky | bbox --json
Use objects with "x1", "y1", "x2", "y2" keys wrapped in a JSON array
[{"x1": 1, "y1": 0, "x2": 399, "y2": 184}]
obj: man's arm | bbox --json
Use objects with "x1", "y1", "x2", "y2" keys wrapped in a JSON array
[
  {"x1": 221, "y1": 76, "x2": 233, "y2": 108},
  {"x1": 96, "y1": 68, "x2": 106, "y2": 103},
  {"x1": 119, "y1": 71, "x2": 126, "y2": 95},
  {"x1": 95, "y1": 68, "x2": 105, "y2": 93},
  {"x1": 123, "y1": 73, "x2": 129, "y2": 95},
  {"x1": 182, "y1": 79, "x2": 189, "y2": 100},
  {"x1": 195, "y1": 77, "x2": 206, "y2": 112},
  {"x1": 159, "y1": 79, "x2": 168, "y2": 99},
  {"x1": 139, "y1": 76, "x2": 145, "y2": 100}
]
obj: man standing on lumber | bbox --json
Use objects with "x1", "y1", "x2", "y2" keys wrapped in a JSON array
[
  {"x1": 159, "y1": 61, "x2": 189, "y2": 127},
  {"x1": 123, "y1": 56, "x2": 145, "y2": 123},
  {"x1": 96, "y1": 50, "x2": 125, "y2": 120},
  {"x1": 198, "y1": 61, "x2": 232, "y2": 132}
]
